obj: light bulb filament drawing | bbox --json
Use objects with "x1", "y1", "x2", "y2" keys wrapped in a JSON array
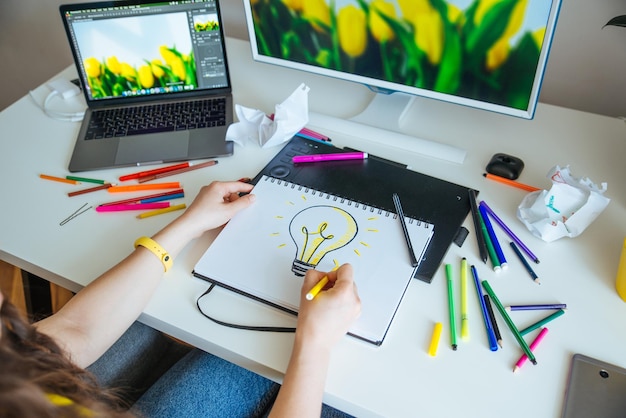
[{"x1": 289, "y1": 205, "x2": 358, "y2": 276}]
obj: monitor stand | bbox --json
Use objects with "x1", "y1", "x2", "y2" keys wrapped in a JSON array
[{"x1": 308, "y1": 92, "x2": 466, "y2": 164}]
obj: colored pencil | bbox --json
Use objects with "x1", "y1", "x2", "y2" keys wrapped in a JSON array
[
  {"x1": 479, "y1": 201, "x2": 540, "y2": 263},
  {"x1": 483, "y1": 173, "x2": 541, "y2": 192},
  {"x1": 471, "y1": 265, "x2": 498, "y2": 351},
  {"x1": 68, "y1": 183, "x2": 113, "y2": 197},
  {"x1": 137, "y1": 203, "x2": 187, "y2": 219},
  {"x1": 99, "y1": 189, "x2": 184, "y2": 206},
  {"x1": 469, "y1": 189, "x2": 488, "y2": 264},
  {"x1": 482, "y1": 280, "x2": 536, "y2": 364},
  {"x1": 509, "y1": 242, "x2": 540, "y2": 284},
  {"x1": 40, "y1": 174, "x2": 78, "y2": 185},
  {"x1": 140, "y1": 192, "x2": 184, "y2": 203},
  {"x1": 108, "y1": 182, "x2": 181, "y2": 193},
  {"x1": 519, "y1": 310, "x2": 565, "y2": 336},
  {"x1": 445, "y1": 264, "x2": 457, "y2": 350},
  {"x1": 119, "y1": 162, "x2": 190, "y2": 181},
  {"x1": 513, "y1": 327, "x2": 549, "y2": 373},
  {"x1": 66, "y1": 175, "x2": 107, "y2": 184},
  {"x1": 96, "y1": 202, "x2": 170, "y2": 212},
  {"x1": 484, "y1": 294, "x2": 502, "y2": 348},
  {"x1": 506, "y1": 304, "x2": 567, "y2": 311},
  {"x1": 137, "y1": 160, "x2": 218, "y2": 183},
  {"x1": 479, "y1": 205, "x2": 508, "y2": 269}
]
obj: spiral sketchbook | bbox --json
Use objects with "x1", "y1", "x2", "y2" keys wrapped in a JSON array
[{"x1": 193, "y1": 175, "x2": 434, "y2": 345}]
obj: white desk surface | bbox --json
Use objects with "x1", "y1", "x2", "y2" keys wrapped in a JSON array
[{"x1": 1, "y1": 37, "x2": 625, "y2": 418}]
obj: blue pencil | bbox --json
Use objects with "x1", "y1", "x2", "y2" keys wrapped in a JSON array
[
  {"x1": 141, "y1": 192, "x2": 185, "y2": 203},
  {"x1": 479, "y1": 205, "x2": 507, "y2": 269},
  {"x1": 471, "y1": 265, "x2": 498, "y2": 351}
]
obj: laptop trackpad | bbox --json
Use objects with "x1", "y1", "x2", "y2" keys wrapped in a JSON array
[{"x1": 115, "y1": 132, "x2": 189, "y2": 165}]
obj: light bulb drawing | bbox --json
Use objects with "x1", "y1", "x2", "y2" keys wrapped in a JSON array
[{"x1": 289, "y1": 205, "x2": 358, "y2": 276}]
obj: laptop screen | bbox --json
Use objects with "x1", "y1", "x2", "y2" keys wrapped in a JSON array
[{"x1": 60, "y1": 0, "x2": 230, "y2": 104}]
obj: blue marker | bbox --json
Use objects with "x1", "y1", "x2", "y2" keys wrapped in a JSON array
[{"x1": 471, "y1": 265, "x2": 498, "y2": 351}]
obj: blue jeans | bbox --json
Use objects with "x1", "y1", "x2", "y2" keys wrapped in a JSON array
[
  {"x1": 89, "y1": 322, "x2": 353, "y2": 417},
  {"x1": 132, "y1": 348, "x2": 278, "y2": 417}
]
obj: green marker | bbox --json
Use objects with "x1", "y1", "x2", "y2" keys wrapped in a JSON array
[
  {"x1": 479, "y1": 215, "x2": 501, "y2": 272},
  {"x1": 446, "y1": 264, "x2": 457, "y2": 350}
]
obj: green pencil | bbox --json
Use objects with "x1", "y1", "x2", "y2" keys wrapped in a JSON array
[
  {"x1": 481, "y1": 280, "x2": 536, "y2": 365},
  {"x1": 520, "y1": 309, "x2": 565, "y2": 336},
  {"x1": 446, "y1": 264, "x2": 457, "y2": 350},
  {"x1": 66, "y1": 175, "x2": 106, "y2": 184}
]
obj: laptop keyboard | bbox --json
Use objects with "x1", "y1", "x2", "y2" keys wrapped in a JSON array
[{"x1": 85, "y1": 97, "x2": 226, "y2": 139}]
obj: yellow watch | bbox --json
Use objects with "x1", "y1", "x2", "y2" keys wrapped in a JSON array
[{"x1": 134, "y1": 236, "x2": 173, "y2": 272}]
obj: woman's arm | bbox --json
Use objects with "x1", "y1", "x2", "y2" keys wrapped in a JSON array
[
  {"x1": 270, "y1": 264, "x2": 361, "y2": 418},
  {"x1": 35, "y1": 181, "x2": 254, "y2": 368}
]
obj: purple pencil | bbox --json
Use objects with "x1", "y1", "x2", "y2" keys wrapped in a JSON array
[{"x1": 479, "y1": 201, "x2": 540, "y2": 264}]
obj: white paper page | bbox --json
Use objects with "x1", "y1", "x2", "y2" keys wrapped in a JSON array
[{"x1": 194, "y1": 176, "x2": 434, "y2": 344}]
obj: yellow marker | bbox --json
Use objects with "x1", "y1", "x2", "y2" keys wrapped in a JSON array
[
  {"x1": 305, "y1": 276, "x2": 329, "y2": 300},
  {"x1": 428, "y1": 322, "x2": 443, "y2": 357},
  {"x1": 137, "y1": 203, "x2": 186, "y2": 219},
  {"x1": 461, "y1": 257, "x2": 470, "y2": 340}
]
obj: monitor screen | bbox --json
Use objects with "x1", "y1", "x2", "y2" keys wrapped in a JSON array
[{"x1": 242, "y1": 0, "x2": 562, "y2": 120}]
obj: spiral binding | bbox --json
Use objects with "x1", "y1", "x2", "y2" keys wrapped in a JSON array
[{"x1": 263, "y1": 176, "x2": 432, "y2": 230}]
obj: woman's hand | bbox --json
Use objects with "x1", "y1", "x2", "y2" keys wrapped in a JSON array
[{"x1": 175, "y1": 180, "x2": 255, "y2": 239}]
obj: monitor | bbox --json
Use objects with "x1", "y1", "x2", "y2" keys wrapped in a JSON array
[{"x1": 242, "y1": 0, "x2": 562, "y2": 163}]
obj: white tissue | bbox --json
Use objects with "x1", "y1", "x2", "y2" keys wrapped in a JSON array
[
  {"x1": 226, "y1": 83, "x2": 310, "y2": 148},
  {"x1": 517, "y1": 165, "x2": 610, "y2": 242}
]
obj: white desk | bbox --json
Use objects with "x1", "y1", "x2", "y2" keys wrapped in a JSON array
[{"x1": 1, "y1": 37, "x2": 625, "y2": 418}]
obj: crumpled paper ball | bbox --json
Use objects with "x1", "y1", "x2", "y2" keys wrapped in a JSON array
[{"x1": 517, "y1": 165, "x2": 610, "y2": 242}]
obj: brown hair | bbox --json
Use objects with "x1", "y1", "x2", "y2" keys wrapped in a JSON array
[{"x1": 0, "y1": 293, "x2": 136, "y2": 417}]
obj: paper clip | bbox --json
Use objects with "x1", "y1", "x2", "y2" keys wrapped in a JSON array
[{"x1": 60, "y1": 203, "x2": 92, "y2": 226}]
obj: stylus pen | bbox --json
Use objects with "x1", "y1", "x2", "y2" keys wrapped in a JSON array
[
  {"x1": 392, "y1": 193, "x2": 418, "y2": 267},
  {"x1": 471, "y1": 265, "x2": 498, "y2": 351},
  {"x1": 482, "y1": 280, "x2": 537, "y2": 365},
  {"x1": 468, "y1": 189, "x2": 488, "y2": 264},
  {"x1": 479, "y1": 205, "x2": 507, "y2": 270},
  {"x1": 445, "y1": 264, "x2": 457, "y2": 351}
]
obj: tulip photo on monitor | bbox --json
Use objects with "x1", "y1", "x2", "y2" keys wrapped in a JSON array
[{"x1": 247, "y1": 0, "x2": 555, "y2": 113}]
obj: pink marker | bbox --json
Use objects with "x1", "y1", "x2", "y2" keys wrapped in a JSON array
[
  {"x1": 96, "y1": 202, "x2": 170, "y2": 212},
  {"x1": 513, "y1": 327, "x2": 549, "y2": 373},
  {"x1": 292, "y1": 152, "x2": 368, "y2": 164}
]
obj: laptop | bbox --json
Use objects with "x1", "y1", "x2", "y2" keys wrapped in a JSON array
[
  {"x1": 561, "y1": 353, "x2": 626, "y2": 418},
  {"x1": 60, "y1": 0, "x2": 234, "y2": 172}
]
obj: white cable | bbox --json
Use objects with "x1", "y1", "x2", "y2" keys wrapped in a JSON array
[{"x1": 29, "y1": 79, "x2": 85, "y2": 122}]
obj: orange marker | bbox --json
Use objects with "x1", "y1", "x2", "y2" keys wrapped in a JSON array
[
  {"x1": 483, "y1": 173, "x2": 541, "y2": 192},
  {"x1": 108, "y1": 182, "x2": 181, "y2": 193}
]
